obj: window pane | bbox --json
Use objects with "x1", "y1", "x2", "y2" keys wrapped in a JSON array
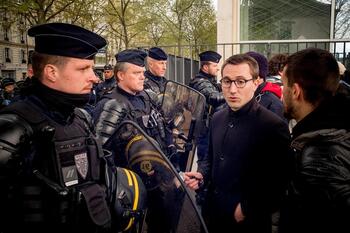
[
  {"x1": 334, "y1": 0, "x2": 350, "y2": 39},
  {"x1": 240, "y1": 0, "x2": 332, "y2": 40}
]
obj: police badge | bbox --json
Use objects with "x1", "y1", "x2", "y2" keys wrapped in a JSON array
[{"x1": 75, "y1": 152, "x2": 89, "y2": 179}]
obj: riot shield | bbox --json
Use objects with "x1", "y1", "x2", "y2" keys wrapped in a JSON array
[
  {"x1": 114, "y1": 120, "x2": 208, "y2": 233},
  {"x1": 161, "y1": 80, "x2": 206, "y2": 171}
]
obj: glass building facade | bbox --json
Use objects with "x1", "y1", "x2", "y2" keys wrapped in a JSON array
[
  {"x1": 240, "y1": 0, "x2": 332, "y2": 41},
  {"x1": 239, "y1": 0, "x2": 350, "y2": 41}
]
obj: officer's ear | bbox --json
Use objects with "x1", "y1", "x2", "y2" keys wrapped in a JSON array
[
  {"x1": 43, "y1": 64, "x2": 59, "y2": 82},
  {"x1": 117, "y1": 71, "x2": 125, "y2": 82},
  {"x1": 202, "y1": 64, "x2": 209, "y2": 73}
]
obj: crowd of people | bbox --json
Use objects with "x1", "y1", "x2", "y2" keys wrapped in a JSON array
[{"x1": 1, "y1": 22, "x2": 349, "y2": 233}]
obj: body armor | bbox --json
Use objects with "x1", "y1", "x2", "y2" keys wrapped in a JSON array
[
  {"x1": 144, "y1": 70, "x2": 167, "y2": 107},
  {"x1": 1, "y1": 98, "x2": 147, "y2": 233},
  {"x1": 96, "y1": 87, "x2": 170, "y2": 155},
  {"x1": 189, "y1": 71, "x2": 225, "y2": 126},
  {"x1": 0, "y1": 98, "x2": 110, "y2": 233}
]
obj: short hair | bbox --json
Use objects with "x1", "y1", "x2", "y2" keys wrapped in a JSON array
[
  {"x1": 114, "y1": 62, "x2": 129, "y2": 82},
  {"x1": 285, "y1": 48, "x2": 339, "y2": 106},
  {"x1": 200, "y1": 61, "x2": 211, "y2": 68},
  {"x1": 221, "y1": 54, "x2": 259, "y2": 80},
  {"x1": 31, "y1": 51, "x2": 69, "y2": 80},
  {"x1": 268, "y1": 53, "x2": 288, "y2": 76}
]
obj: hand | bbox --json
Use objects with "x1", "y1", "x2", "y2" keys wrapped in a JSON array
[
  {"x1": 234, "y1": 203, "x2": 245, "y2": 223},
  {"x1": 182, "y1": 171, "x2": 203, "y2": 190}
]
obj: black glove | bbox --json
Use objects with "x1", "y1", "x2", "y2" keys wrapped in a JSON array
[{"x1": 167, "y1": 144, "x2": 177, "y2": 158}]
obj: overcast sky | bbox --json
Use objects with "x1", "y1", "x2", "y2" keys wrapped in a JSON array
[{"x1": 212, "y1": 0, "x2": 217, "y2": 10}]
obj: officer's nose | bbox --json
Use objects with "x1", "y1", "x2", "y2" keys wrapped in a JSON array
[{"x1": 90, "y1": 70, "x2": 99, "y2": 84}]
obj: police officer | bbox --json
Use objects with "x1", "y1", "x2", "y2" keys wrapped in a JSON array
[
  {"x1": 0, "y1": 77, "x2": 17, "y2": 108},
  {"x1": 0, "y1": 23, "x2": 146, "y2": 233},
  {"x1": 189, "y1": 51, "x2": 225, "y2": 165},
  {"x1": 95, "y1": 64, "x2": 116, "y2": 101},
  {"x1": 144, "y1": 47, "x2": 168, "y2": 106},
  {"x1": 93, "y1": 49, "x2": 175, "y2": 161}
]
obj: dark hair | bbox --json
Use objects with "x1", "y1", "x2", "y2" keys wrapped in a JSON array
[
  {"x1": 268, "y1": 53, "x2": 288, "y2": 76},
  {"x1": 285, "y1": 48, "x2": 339, "y2": 106},
  {"x1": 221, "y1": 54, "x2": 259, "y2": 80},
  {"x1": 31, "y1": 51, "x2": 69, "y2": 80}
]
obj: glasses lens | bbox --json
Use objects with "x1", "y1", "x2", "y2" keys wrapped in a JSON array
[
  {"x1": 236, "y1": 80, "x2": 246, "y2": 88},
  {"x1": 221, "y1": 79, "x2": 231, "y2": 88}
]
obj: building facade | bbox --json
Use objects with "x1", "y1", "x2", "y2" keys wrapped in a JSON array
[
  {"x1": 0, "y1": 12, "x2": 34, "y2": 81},
  {"x1": 217, "y1": 0, "x2": 350, "y2": 66}
]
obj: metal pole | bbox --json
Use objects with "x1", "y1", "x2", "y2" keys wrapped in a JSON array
[{"x1": 330, "y1": 0, "x2": 336, "y2": 39}]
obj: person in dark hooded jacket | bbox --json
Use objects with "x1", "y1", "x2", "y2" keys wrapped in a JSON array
[
  {"x1": 279, "y1": 48, "x2": 350, "y2": 233},
  {"x1": 246, "y1": 51, "x2": 284, "y2": 120}
]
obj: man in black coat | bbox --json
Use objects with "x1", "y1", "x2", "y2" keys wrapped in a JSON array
[
  {"x1": 279, "y1": 48, "x2": 350, "y2": 233},
  {"x1": 184, "y1": 54, "x2": 292, "y2": 233}
]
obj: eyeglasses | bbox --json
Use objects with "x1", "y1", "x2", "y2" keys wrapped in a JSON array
[{"x1": 220, "y1": 78, "x2": 254, "y2": 88}]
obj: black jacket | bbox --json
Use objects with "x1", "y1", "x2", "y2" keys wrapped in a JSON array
[
  {"x1": 144, "y1": 70, "x2": 167, "y2": 106},
  {"x1": 199, "y1": 99, "x2": 292, "y2": 233},
  {"x1": 279, "y1": 91, "x2": 350, "y2": 233},
  {"x1": 189, "y1": 70, "x2": 225, "y2": 113}
]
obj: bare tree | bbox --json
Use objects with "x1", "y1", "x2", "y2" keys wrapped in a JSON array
[{"x1": 334, "y1": 0, "x2": 350, "y2": 39}]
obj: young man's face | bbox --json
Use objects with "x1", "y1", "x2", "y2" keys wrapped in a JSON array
[
  {"x1": 118, "y1": 63, "x2": 145, "y2": 94},
  {"x1": 55, "y1": 57, "x2": 98, "y2": 94},
  {"x1": 148, "y1": 58, "x2": 167, "y2": 77},
  {"x1": 221, "y1": 63, "x2": 258, "y2": 111}
]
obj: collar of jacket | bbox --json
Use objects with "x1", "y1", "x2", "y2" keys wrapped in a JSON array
[
  {"x1": 116, "y1": 85, "x2": 143, "y2": 99},
  {"x1": 228, "y1": 97, "x2": 258, "y2": 118},
  {"x1": 291, "y1": 128, "x2": 350, "y2": 150},
  {"x1": 198, "y1": 70, "x2": 216, "y2": 82},
  {"x1": 145, "y1": 70, "x2": 165, "y2": 81}
]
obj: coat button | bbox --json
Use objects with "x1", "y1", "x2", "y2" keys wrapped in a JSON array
[{"x1": 219, "y1": 155, "x2": 224, "y2": 161}]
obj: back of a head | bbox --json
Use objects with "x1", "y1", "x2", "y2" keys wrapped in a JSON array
[
  {"x1": 246, "y1": 51, "x2": 268, "y2": 81},
  {"x1": 285, "y1": 48, "x2": 339, "y2": 106},
  {"x1": 268, "y1": 53, "x2": 288, "y2": 76}
]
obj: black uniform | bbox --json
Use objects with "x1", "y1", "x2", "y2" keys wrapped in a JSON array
[
  {"x1": 189, "y1": 70, "x2": 225, "y2": 162},
  {"x1": 95, "y1": 77, "x2": 116, "y2": 102},
  {"x1": 93, "y1": 85, "x2": 178, "y2": 233},
  {"x1": 0, "y1": 81, "x2": 111, "y2": 233},
  {"x1": 144, "y1": 70, "x2": 167, "y2": 106},
  {"x1": 93, "y1": 86, "x2": 172, "y2": 162}
]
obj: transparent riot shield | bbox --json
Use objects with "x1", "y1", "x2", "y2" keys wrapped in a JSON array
[
  {"x1": 161, "y1": 80, "x2": 206, "y2": 171},
  {"x1": 114, "y1": 120, "x2": 208, "y2": 233}
]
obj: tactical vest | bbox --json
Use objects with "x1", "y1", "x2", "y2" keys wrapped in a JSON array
[
  {"x1": 2, "y1": 98, "x2": 110, "y2": 232},
  {"x1": 105, "y1": 89, "x2": 168, "y2": 152}
]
